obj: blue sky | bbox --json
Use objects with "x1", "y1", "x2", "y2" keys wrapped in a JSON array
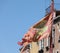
[{"x1": 0, "y1": 0, "x2": 59, "y2": 53}]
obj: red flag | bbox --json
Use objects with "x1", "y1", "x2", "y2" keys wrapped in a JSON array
[
  {"x1": 18, "y1": 12, "x2": 54, "y2": 53},
  {"x1": 37, "y1": 13, "x2": 53, "y2": 41}
]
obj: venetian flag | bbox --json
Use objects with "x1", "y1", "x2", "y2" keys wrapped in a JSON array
[
  {"x1": 34, "y1": 13, "x2": 53, "y2": 41},
  {"x1": 18, "y1": 13, "x2": 53, "y2": 46},
  {"x1": 17, "y1": 13, "x2": 54, "y2": 53}
]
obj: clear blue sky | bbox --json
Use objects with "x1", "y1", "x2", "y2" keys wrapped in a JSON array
[{"x1": 0, "y1": 0, "x2": 59, "y2": 53}]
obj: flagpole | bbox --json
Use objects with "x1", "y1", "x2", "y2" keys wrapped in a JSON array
[{"x1": 49, "y1": 0, "x2": 54, "y2": 53}]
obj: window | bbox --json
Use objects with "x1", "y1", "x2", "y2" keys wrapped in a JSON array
[
  {"x1": 41, "y1": 39, "x2": 44, "y2": 49},
  {"x1": 52, "y1": 27, "x2": 55, "y2": 45},
  {"x1": 46, "y1": 37, "x2": 50, "y2": 47},
  {"x1": 58, "y1": 36, "x2": 60, "y2": 43},
  {"x1": 39, "y1": 39, "x2": 44, "y2": 50},
  {"x1": 39, "y1": 41, "x2": 41, "y2": 50},
  {"x1": 46, "y1": 37, "x2": 50, "y2": 51},
  {"x1": 57, "y1": 51, "x2": 58, "y2": 53},
  {"x1": 38, "y1": 49, "x2": 44, "y2": 53},
  {"x1": 29, "y1": 44, "x2": 32, "y2": 49},
  {"x1": 56, "y1": 50, "x2": 59, "y2": 53}
]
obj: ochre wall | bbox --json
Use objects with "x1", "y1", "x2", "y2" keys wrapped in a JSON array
[{"x1": 30, "y1": 42, "x2": 39, "y2": 53}]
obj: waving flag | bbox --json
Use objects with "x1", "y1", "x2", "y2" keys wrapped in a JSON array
[
  {"x1": 18, "y1": 12, "x2": 53, "y2": 46},
  {"x1": 38, "y1": 14, "x2": 52, "y2": 40},
  {"x1": 17, "y1": 13, "x2": 54, "y2": 53},
  {"x1": 34, "y1": 13, "x2": 53, "y2": 41},
  {"x1": 17, "y1": 11, "x2": 55, "y2": 53}
]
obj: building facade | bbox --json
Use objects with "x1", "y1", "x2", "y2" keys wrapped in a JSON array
[{"x1": 29, "y1": 10, "x2": 60, "y2": 53}]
